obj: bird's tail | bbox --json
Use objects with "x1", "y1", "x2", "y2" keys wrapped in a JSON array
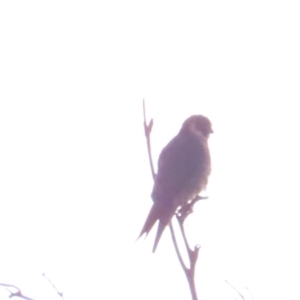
[
  {"x1": 152, "y1": 220, "x2": 167, "y2": 253},
  {"x1": 138, "y1": 202, "x2": 174, "y2": 253},
  {"x1": 138, "y1": 203, "x2": 160, "y2": 240}
]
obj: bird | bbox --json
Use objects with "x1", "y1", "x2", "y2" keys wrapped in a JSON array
[{"x1": 138, "y1": 115, "x2": 213, "y2": 253}]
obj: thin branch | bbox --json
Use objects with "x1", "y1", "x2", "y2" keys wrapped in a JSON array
[
  {"x1": 176, "y1": 213, "x2": 200, "y2": 300},
  {"x1": 225, "y1": 280, "x2": 245, "y2": 300},
  {"x1": 42, "y1": 273, "x2": 65, "y2": 300},
  {"x1": 169, "y1": 221, "x2": 188, "y2": 273},
  {"x1": 143, "y1": 99, "x2": 155, "y2": 180},
  {"x1": 142, "y1": 100, "x2": 201, "y2": 300},
  {"x1": 0, "y1": 283, "x2": 34, "y2": 300}
]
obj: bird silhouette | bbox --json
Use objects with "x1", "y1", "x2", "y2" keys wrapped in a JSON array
[{"x1": 139, "y1": 115, "x2": 213, "y2": 252}]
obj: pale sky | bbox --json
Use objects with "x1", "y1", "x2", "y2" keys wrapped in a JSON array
[{"x1": 1, "y1": 1, "x2": 300, "y2": 300}]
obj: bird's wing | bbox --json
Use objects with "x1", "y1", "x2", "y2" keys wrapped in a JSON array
[{"x1": 152, "y1": 132, "x2": 209, "y2": 204}]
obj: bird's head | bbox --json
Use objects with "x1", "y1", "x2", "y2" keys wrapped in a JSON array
[{"x1": 180, "y1": 115, "x2": 213, "y2": 137}]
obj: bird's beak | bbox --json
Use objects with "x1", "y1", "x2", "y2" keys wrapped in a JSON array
[{"x1": 210, "y1": 128, "x2": 214, "y2": 134}]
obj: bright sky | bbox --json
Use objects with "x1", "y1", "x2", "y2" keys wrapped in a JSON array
[{"x1": 1, "y1": 1, "x2": 300, "y2": 300}]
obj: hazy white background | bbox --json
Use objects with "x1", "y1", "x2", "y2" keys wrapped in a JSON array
[{"x1": 1, "y1": 1, "x2": 300, "y2": 299}]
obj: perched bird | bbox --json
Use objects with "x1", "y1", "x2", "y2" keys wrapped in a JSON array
[{"x1": 139, "y1": 115, "x2": 213, "y2": 252}]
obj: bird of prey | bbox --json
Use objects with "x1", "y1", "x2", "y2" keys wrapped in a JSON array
[{"x1": 139, "y1": 115, "x2": 213, "y2": 252}]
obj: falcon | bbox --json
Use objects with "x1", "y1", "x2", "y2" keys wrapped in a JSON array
[{"x1": 139, "y1": 115, "x2": 213, "y2": 252}]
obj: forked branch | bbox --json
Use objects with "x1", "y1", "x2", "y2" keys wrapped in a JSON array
[
  {"x1": 143, "y1": 99, "x2": 205, "y2": 300},
  {"x1": 0, "y1": 283, "x2": 34, "y2": 300}
]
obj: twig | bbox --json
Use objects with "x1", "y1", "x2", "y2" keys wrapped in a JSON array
[
  {"x1": 225, "y1": 279, "x2": 245, "y2": 300},
  {"x1": 143, "y1": 99, "x2": 155, "y2": 180},
  {"x1": 0, "y1": 283, "x2": 34, "y2": 300},
  {"x1": 142, "y1": 100, "x2": 201, "y2": 300},
  {"x1": 176, "y1": 214, "x2": 200, "y2": 300},
  {"x1": 169, "y1": 221, "x2": 188, "y2": 274},
  {"x1": 42, "y1": 273, "x2": 65, "y2": 299}
]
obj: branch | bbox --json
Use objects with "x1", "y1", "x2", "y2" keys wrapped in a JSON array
[
  {"x1": 42, "y1": 273, "x2": 65, "y2": 299},
  {"x1": 169, "y1": 221, "x2": 188, "y2": 274},
  {"x1": 0, "y1": 283, "x2": 34, "y2": 300},
  {"x1": 143, "y1": 99, "x2": 155, "y2": 180},
  {"x1": 225, "y1": 279, "x2": 245, "y2": 300},
  {"x1": 142, "y1": 100, "x2": 202, "y2": 300}
]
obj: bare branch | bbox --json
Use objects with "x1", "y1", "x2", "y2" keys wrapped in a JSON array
[
  {"x1": 142, "y1": 100, "x2": 201, "y2": 300},
  {"x1": 169, "y1": 221, "x2": 188, "y2": 274},
  {"x1": 225, "y1": 279, "x2": 245, "y2": 300},
  {"x1": 0, "y1": 283, "x2": 34, "y2": 300},
  {"x1": 143, "y1": 99, "x2": 156, "y2": 180},
  {"x1": 42, "y1": 273, "x2": 65, "y2": 299}
]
